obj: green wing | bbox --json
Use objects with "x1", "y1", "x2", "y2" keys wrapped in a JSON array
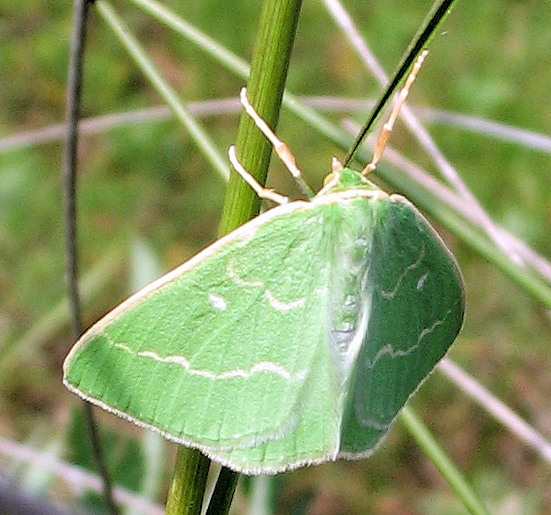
[
  {"x1": 63, "y1": 190, "x2": 464, "y2": 474},
  {"x1": 339, "y1": 195, "x2": 464, "y2": 457},
  {"x1": 63, "y1": 201, "x2": 342, "y2": 468}
]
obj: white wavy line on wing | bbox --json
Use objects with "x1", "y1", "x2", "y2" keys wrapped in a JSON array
[
  {"x1": 364, "y1": 316, "x2": 445, "y2": 368},
  {"x1": 264, "y1": 289, "x2": 306, "y2": 312},
  {"x1": 380, "y1": 244, "x2": 425, "y2": 299},
  {"x1": 114, "y1": 343, "x2": 305, "y2": 381},
  {"x1": 226, "y1": 259, "x2": 264, "y2": 288}
]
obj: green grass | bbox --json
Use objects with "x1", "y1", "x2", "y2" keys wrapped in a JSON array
[{"x1": 1, "y1": 0, "x2": 550, "y2": 513}]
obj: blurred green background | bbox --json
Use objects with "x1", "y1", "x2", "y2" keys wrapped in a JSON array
[{"x1": 1, "y1": 0, "x2": 550, "y2": 513}]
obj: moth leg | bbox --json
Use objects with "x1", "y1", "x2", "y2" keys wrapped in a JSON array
[
  {"x1": 362, "y1": 49, "x2": 429, "y2": 176},
  {"x1": 239, "y1": 88, "x2": 315, "y2": 197},
  {"x1": 228, "y1": 145, "x2": 289, "y2": 205}
]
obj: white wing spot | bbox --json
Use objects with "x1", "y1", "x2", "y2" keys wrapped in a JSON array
[
  {"x1": 113, "y1": 340, "x2": 305, "y2": 381},
  {"x1": 209, "y1": 293, "x2": 227, "y2": 311},
  {"x1": 416, "y1": 272, "x2": 428, "y2": 290},
  {"x1": 265, "y1": 290, "x2": 306, "y2": 312}
]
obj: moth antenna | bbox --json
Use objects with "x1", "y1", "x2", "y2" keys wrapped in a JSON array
[
  {"x1": 228, "y1": 145, "x2": 289, "y2": 205},
  {"x1": 362, "y1": 49, "x2": 429, "y2": 176},
  {"x1": 239, "y1": 88, "x2": 315, "y2": 197}
]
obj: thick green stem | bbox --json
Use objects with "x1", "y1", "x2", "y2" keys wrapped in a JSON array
[
  {"x1": 166, "y1": 1, "x2": 302, "y2": 513},
  {"x1": 208, "y1": 1, "x2": 303, "y2": 511},
  {"x1": 218, "y1": 0, "x2": 303, "y2": 235},
  {"x1": 165, "y1": 448, "x2": 210, "y2": 515}
]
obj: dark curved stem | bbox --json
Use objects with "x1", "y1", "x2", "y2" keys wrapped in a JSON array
[
  {"x1": 62, "y1": 1, "x2": 119, "y2": 513},
  {"x1": 343, "y1": 0, "x2": 458, "y2": 166}
]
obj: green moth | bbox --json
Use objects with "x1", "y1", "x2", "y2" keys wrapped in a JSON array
[{"x1": 63, "y1": 51, "x2": 464, "y2": 474}]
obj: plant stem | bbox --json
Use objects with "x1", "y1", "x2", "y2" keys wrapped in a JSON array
[
  {"x1": 64, "y1": 0, "x2": 119, "y2": 512},
  {"x1": 218, "y1": 0, "x2": 303, "y2": 235},
  {"x1": 400, "y1": 406, "x2": 490, "y2": 515},
  {"x1": 167, "y1": 0, "x2": 302, "y2": 513},
  {"x1": 204, "y1": 467, "x2": 240, "y2": 515},
  {"x1": 165, "y1": 448, "x2": 210, "y2": 515}
]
